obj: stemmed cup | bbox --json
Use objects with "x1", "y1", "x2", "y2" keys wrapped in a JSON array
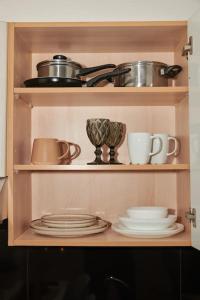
[
  {"x1": 86, "y1": 118, "x2": 110, "y2": 164},
  {"x1": 105, "y1": 122, "x2": 124, "y2": 164}
]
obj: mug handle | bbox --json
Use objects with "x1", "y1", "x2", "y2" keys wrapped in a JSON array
[
  {"x1": 149, "y1": 136, "x2": 163, "y2": 157},
  {"x1": 69, "y1": 143, "x2": 81, "y2": 160},
  {"x1": 167, "y1": 137, "x2": 179, "y2": 156},
  {"x1": 57, "y1": 140, "x2": 70, "y2": 160}
]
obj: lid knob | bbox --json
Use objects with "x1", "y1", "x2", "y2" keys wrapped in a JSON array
[{"x1": 53, "y1": 55, "x2": 67, "y2": 60}]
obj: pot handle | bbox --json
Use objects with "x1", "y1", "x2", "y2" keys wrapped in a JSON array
[
  {"x1": 78, "y1": 64, "x2": 116, "y2": 77},
  {"x1": 161, "y1": 65, "x2": 182, "y2": 78},
  {"x1": 86, "y1": 68, "x2": 131, "y2": 87}
]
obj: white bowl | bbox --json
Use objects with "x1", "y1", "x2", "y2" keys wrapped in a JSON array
[
  {"x1": 127, "y1": 206, "x2": 168, "y2": 219},
  {"x1": 119, "y1": 214, "x2": 177, "y2": 231}
]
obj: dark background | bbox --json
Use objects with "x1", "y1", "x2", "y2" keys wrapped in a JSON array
[{"x1": 0, "y1": 220, "x2": 199, "y2": 300}]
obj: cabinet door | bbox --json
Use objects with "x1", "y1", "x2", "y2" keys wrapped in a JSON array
[
  {"x1": 0, "y1": 21, "x2": 7, "y2": 178},
  {"x1": 189, "y1": 9, "x2": 200, "y2": 250}
]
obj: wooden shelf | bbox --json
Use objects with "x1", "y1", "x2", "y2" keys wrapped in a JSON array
[
  {"x1": 14, "y1": 87, "x2": 188, "y2": 107},
  {"x1": 13, "y1": 228, "x2": 191, "y2": 247},
  {"x1": 14, "y1": 21, "x2": 186, "y2": 52},
  {"x1": 14, "y1": 164, "x2": 189, "y2": 171},
  {"x1": 8, "y1": 21, "x2": 191, "y2": 248}
]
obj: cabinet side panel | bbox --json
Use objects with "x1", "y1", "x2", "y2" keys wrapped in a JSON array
[
  {"x1": 14, "y1": 31, "x2": 32, "y2": 88},
  {"x1": 174, "y1": 30, "x2": 188, "y2": 87},
  {"x1": 8, "y1": 24, "x2": 32, "y2": 244},
  {"x1": 14, "y1": 100, "x2": 32, "y2": 164},
  {"x1": 175, "y1": 97, "x2": 189, "y2": 163},
  {"x1": 0, "y1": 179, "x2": 8, "y2": 221},
  {"x1": 7, "y1": 23, "x2": 15, "y2": 244},
  {"x1": 0, "y1": 22, "x2": 7, "y2": 177},
  {"x1": 13, "y1": 172, "x2": 31, "y2": 239},
  {"x1": 175, "y1": 97, "x2": 190, "y2": 236},
  {"x1": 176, "y1": 172, "x2": 190, "y2": 236},
  {"x1": 12, "y1": 93, "x2": 32, "y2": 240}
]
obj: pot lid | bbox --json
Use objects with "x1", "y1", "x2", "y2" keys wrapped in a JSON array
[
  {"x1": 117, "y1": 61, "x2": 168, "y2": 68},
  {"x1": 36, "y1": 55, "x2": 82, "y2": 70}
]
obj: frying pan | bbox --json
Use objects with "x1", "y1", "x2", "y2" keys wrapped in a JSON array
[{"x1": 24, "y1": 68, "x2": 131, "y2": 88}]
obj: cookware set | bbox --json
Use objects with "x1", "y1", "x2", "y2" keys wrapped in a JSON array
[{"x1": 24, "y1": 54, "x2": 183, "y2": 88}]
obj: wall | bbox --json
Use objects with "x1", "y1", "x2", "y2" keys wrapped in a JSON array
[{"x1": 0, "y1": 0, "x2": 200, "y2": 22}]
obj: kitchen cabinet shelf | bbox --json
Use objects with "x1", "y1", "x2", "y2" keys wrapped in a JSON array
[
  {"x1": 13, "y1": 228, "x2": 190, "y2": 247},
  {"x1": 7, "y1": 21, "x2": 192, "y2": 247},
  {"x1": 14, "y1": 164, "x2": 189, "y2": 172},
  {"x1": 14, "y1": 87, "x2": 188, "y2": 107}
]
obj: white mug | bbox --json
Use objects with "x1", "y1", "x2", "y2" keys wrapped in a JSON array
[
  {"x1": 151, "y1": 133, "x2": 178, "y2": 164},
  {"x1": 128, "y1": 132, "x2": 162, "y2": 164}
]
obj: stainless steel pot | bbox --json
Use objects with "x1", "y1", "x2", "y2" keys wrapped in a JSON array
[
  {"x1": 37, "y1": 55, "x2": 116, "y2": 79},
  {"x1": 113, "y1": 61, "x2": 182, "y2": 87}
]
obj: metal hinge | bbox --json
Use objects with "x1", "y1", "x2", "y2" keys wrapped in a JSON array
[
  {"x1": 185, "y1": 208, "x2": 196, "y2": 228},
  {"x1": 182, "y1": 36, "x2": 193, "y2": 59}
]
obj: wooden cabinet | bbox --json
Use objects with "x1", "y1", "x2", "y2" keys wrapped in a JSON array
[{"x1": 6, "y1": 21, "x2": 196, "y2": 247}]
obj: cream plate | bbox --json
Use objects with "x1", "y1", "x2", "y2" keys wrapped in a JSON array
[
  {"x1": 41, "y1": 213, "x2": 98, "y2": 224},
  {"x1": 112, "y1": 223, "x2": 184, "y2": 239},
  {"x1": 42, "y1": 219, "x2": 97, "y2": 228},
  {"x1": 30, "y1": 219, "x2": 110, "y2": 237}
]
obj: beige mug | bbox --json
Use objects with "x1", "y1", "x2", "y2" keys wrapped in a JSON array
[
  {"x1": 31, "y1": 138, "x2": 70, "y2": 165},
  {"x1": 61, "y1": 142, "x2": 81, "y2": 164}
]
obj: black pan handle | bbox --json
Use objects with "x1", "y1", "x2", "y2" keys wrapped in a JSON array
[
  {"x1": 86, "y1": 68, "x2": 131, "y2": 87},
  {"x1": 78, "y1": 64, "x2": 116, "y2": 77},
  {"x1": 161, "y1": 65, "x2": 182, "y2": 78}
]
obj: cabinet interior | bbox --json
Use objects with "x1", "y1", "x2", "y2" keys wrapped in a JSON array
[{"x1": 8, "y1": 22, "x2": 191, "y2": 246}]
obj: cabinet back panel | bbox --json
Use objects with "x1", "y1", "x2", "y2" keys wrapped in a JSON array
[
  {"x1": 31, "y1": 52, "x2": 183, "y2": 87},
  {"x1": 31, "y1": 106, "x2": 175, "y2": 165},
  {"x1": 31, "y1": 172, "x2": 177, "y2": 222}
]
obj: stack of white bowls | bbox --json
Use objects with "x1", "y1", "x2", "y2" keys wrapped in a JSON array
[{"x1": 112, "y1": 207, "x2": 184, "y2": 238}]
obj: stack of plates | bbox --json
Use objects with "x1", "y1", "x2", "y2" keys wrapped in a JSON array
[
  {"x1": 112, "y1": 207, "x2": 184, "y2": 239},
  {"x1": 30, "y1": 213, "x2": 111, "y2": 237}
]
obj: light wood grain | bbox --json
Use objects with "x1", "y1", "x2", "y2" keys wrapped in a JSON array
[
  {"x1": 174, "y1": 32, "x2": 188, "y2": 87},
  {"x1": 14, "y1": 21, "x2": 187, "y2": 53},
  {"x1": 14, "y1": 164, "x2": 189, "y2": 171},
  {"x1": 14, "y1": 87, "x2": 188, "y2": 106},
  {"x1": 7, "y1": 24, "x2": 32, "y2": 245},
  {"x1": 31, "y1": 52, "x2": 174, "y2": 79},
  {"x1": 0, "y1": 179, "x2": 8, "y2": 221},
  {"x1": 11, "y1": 172, "x2": 32, "y2": 244},
  {"x1": 30, "y1": 172, "x2": 177, "y2": 222},
  {"x1": 13, "y1": 228, "x2": 190, "y2": 247},
  {"x1": 14, "y1": 31, "x2": 32, "y2": 88},
  {"x1": 31, "y1": 106, "x2": 175, "y2": 165},
  {"x1": 7, "y1": 21, "x2": 191, "y2": 247},
  {"x1": 14, "y1": 21, "x2": 187, "y2": 28},
  {"x1": 7, "y1": 23, "x2": 15, "y2": 244},
  {"x1": 175, "y1": 96, "x2": 190, "y2": 235}
]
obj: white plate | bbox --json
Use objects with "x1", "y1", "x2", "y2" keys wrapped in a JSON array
[
  {"x1": 41, "y1": 213, "x2": 98, "y2": 224},
  {"x1": 30, "y1": 219, "x2": 110, "y2": 237},
  {"x1": 127, "y1": 206, "x2": 168, "y2": 219},
  {"x1": 112, "y1": 223, "x2": 184, "y2": 239},
  {"x1": 117, "y1": 223, "x2": 177, "y2": 232},
  {"x1": 119, "y1": 214, "x2": 177, "y2": 230}
]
